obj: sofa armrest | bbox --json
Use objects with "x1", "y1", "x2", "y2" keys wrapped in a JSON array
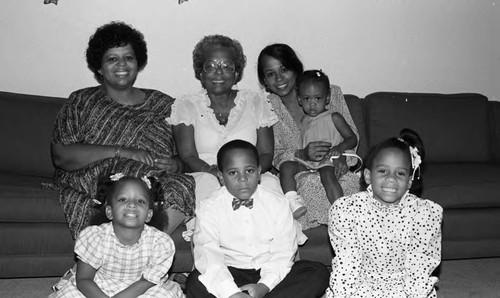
[{"x1": 489, "y1": 101, "x2": 500, "y2": 162}]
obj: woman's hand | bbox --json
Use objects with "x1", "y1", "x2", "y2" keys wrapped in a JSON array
[
  {"x1": 121, "y1": 148, "x2": 155, "y2": 167},
  {"x1": 332, "y1": 155, "x2": 348, "y2": 177},
  {"x1": 304, "y1": 141, "x2": 332, "y2": 162},
  {"x1": 329, "y1": 146, "x2": 348, "y2": 177},
  {"x1": 154, "y1": 157, "x2": 178, "y2": 172}
]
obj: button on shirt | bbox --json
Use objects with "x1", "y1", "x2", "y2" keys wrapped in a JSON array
[{"x1": 193, "y1": 185, "x2": 297, "y2": 298}]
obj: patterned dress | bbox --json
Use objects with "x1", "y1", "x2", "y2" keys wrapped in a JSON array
[
  {"x1": 51, "y1": 223, "x2": 183, "y2": 298},
  {"x1": 269, "y1": 85, "x2": 360, "y2": 230},
  {"x1": 53, "y1": 87, "x2": 195, "y2": 238},
  {"x1": 326, "y1": 186, "x2": 442, "y2": 298}
]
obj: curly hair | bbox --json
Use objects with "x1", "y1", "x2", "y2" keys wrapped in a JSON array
[
  {"x1": 90, "y1": 174, "x2": 166, "y2": 231},
  {"x1": 296, "y1": 69, "x2": 331, "y2": 96},
  {"x1": 86, "y1": 21, "x2": 148, "y2": 83},
  {"x1": 257, "y1": 43, "x2": 304, "y2": 88},
  {"x1": 360, "y1": 128, "x2": 425, "y2": 196},
  {"x1": 192, "y1": 34, "x2": 246, "y2": 84}
]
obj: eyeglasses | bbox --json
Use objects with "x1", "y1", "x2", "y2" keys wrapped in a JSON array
[{"x1": 203, "y1": 59, "x2": 236, "y2": 74}]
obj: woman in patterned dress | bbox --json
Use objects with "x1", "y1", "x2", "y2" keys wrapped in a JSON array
[
  {"x1": 257, "y1": 43, "x2": 360, "y2": 230},
  {"x1": 51, "y1": 21, "x2": 195, "y2": 237}
]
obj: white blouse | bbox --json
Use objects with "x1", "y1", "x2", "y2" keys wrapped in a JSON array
[{"x1": 167, "y1": 89, "x2": 278, "y2": 165}]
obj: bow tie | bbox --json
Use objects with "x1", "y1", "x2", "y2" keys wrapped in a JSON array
[{"x1": 232, "y1": 197, "x2": 253, "y2": 210}]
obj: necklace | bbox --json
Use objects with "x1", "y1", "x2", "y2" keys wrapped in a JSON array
[{"x1": 210, "y1": 93, "x2": 233, "y2": 126}]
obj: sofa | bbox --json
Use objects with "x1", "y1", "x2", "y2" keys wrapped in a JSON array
[{"x1": 1, "y1": 90, "x2": 499, "y2": 278}]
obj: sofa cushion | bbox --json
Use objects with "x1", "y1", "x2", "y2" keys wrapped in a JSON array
[
  {"x1": 0, "y1": 173, "x2": 64, "y2": 223},
  {"x1": 0, "y1": 91, "x2": 64, "y2": 177},
  {"x1": 422, "y1": 163, "x2": 500, "y2": 208},
  {"x1": 364, "y1": 92, "x2": 490, "y2": 163}
]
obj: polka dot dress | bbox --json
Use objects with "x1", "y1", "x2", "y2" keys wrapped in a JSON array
[{"x1": 326, "y1": 186, "x2": 442, "y2": 298}]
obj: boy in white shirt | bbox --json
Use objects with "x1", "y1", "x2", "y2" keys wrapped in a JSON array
[{"x1": 186, "y1": 139, "x2": 329, "y2": 298}]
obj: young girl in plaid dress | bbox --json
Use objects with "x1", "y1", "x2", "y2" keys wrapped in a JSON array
[{"x1": 50, "y1": 174, "x2": 183, "y2": 298}]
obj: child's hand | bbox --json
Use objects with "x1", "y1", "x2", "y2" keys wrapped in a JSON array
[
  {"x1": 329, "y1": 146, "x2": 342, "y2": 159},
  {"x1": 240, "y1": 283, "x2": 270, "y2": 298}
]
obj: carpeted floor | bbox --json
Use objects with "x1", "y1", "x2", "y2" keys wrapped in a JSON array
[{"x1": 1, "y1": 258, "x2": 499, "y2": 298}]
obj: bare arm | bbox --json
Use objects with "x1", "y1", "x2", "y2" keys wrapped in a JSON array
[
  {"x1": 256, "y1": 126, "x2": 274, "y2": 173},
  {"x1": 331, "y1": 113, "x2": 357, "y2": 154},
  {"x1": 75, "y1": 260, "x2": 108, "y2": 298},
  {"x1": 330, "y1": 113, "x2": 358, "y2": 176},
  {"x1": 111, "y1": 277, "x2": 155, "y2": 298},
  {"x1": 51, "y1": 143, "x2": 155, "y2": 172},
  {"x1": 172, "y1": 124, "x2": 216, "y2": 175}
]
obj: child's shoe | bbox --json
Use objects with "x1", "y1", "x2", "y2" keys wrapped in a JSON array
[{"x1": 285, "y1": 191, "x2": 307, "y2": 219}]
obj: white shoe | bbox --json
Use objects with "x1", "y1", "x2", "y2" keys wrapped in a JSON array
[{"x1": 286, "y1": 192, "x2": 307, "y2": 219}]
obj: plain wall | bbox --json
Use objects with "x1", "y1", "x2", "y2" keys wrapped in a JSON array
[{"x1": 0, "y1": 0, "x2": 499, "y2": 100}]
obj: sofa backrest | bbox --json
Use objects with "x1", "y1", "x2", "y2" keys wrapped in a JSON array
[
  {"x1": 0, "y1": 91, "x2": 65, "y2": 177},
  {"x1": 364, "y1": 92, "x2": 490, "y2": 163},
  {"x1": 344, "y1": 94, "x2": 367, "y2": 158}
]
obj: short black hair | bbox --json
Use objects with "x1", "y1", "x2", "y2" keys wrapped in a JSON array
[
  {"x1": 216, "y1": 139, "x2": 259, "y2": 171},
  {"x1": 257, "y1": 43, "x2": 304, "y2": 88},
  {"x1": 86, "y1": 21, "x2": 148, "y2": 83},
  {"x1": 361, "y1": 128, "x2": 425, "y2": 196}
]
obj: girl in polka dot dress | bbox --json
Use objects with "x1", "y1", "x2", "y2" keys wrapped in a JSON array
[
  {"x1": 326, "y1": 129, "x2": 442, "y2": 298},
  {"x1": 50, "y1": 174, "x2": 183, "y2": 298}
]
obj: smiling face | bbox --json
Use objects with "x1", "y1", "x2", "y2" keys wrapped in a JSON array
[
  {"x1": 99, "y1": 44, "x2": 138, "y2": 90},
  {"x1": 260, "y1": 55, "x2": 297, "y2": 98},
  {"x1": 219, "y1": 148, "x2": 261, "y2": 201},
  {"x1": 105, "y1": 180, "x2": 153, "y2": 230},
  {"x1": 200, "y1": 47, "x2": 238, "y2": 96},
  {"x1": 298, "y1": 82, "x2": 330, "y2": 117},
  {"x1": 364, "y1": 148, "x2": 412, "y2": 206}
]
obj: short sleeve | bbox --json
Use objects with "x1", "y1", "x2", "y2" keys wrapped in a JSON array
[
  {"x1": 253, "y1": 91, "x2": 278, "y2": 128},
  {"x1": 166, "y1": 95, "x2": 197, "y2": 126},
  {"x1": 328, "y1": 197, "x2": 362, "y2": 297},
  {"x1": 404, "y1": 200, "x2": 443, "y2": 298},
  {"x1": 52, "y1": 91, "x2": 82, "y2": 145},
  {"x1": 142, "y1": 232, "x2": 176, "y2": 284},
  {"x1": 74, "y1": 225, "x2": 104, "y2": 270}
]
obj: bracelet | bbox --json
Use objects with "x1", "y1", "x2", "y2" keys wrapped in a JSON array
[
  {"x1": 209, "y1": 164, "x2": 219, "y2": 172},
  {"x1": 114, "y1": 147, "x2": 121, "y2": 158},
  {"x1": 202, "y1": 164, "x2": 218, "y2": 173}
]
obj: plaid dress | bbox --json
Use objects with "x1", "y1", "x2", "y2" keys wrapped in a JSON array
[
  {"x1": 52, "y1": 87, "x2": 195, "y2": 238},
  {"x1": 52, "y1": 223, "x2": 183, "y2": 298}
]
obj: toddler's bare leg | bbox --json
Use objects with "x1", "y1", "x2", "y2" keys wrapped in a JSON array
[
  {"x1": 279, "y1": 161, "x2": 303, "y2": 193},
  {"x1": 319, "y1": 166, "x2": 344, "y2": 204}
]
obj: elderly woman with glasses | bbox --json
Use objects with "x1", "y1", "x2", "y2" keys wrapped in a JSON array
[{"x1": 168, "y1": 34, "x2": 281, "y2": 211}]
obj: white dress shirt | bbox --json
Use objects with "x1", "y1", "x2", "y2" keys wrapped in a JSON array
[{"x1": 193, "y1": 185, "x2": 298, "y2": 298}]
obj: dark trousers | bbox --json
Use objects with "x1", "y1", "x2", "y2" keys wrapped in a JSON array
[{"x1": 186, "y1": 260, "x2": 329, "y2": 298}]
